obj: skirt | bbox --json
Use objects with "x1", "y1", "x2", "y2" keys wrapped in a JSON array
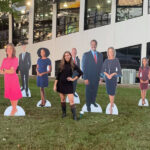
[
  {"x1": 57, "y1": 81, "x2": 73, "y2": 94},
  {"x1": 140, "y1": 83, "x2": 148, "y2": 90}
]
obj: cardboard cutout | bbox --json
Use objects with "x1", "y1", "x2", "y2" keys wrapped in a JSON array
[
  {"x1": 4, "y1": 106, "x2": 25, "y2": 116},
  {"x1": 66, "y1": 92, "x2": 80, "y2": 104},
  {"x1": 138, "y1": 99, "x2": 149, "y2": 106},
  {"x1": 105, "y1": 103, "x2": 118, "y2": 115},
  {"x1": 37, "y1": 100, "x2": 51, "y2": 107},
  {"x1": 19, "y1": 46, "x2": 31, "y2": 97}
]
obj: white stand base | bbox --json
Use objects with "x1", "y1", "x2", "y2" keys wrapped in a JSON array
[
  {"x1": 106, "y1": 103, "x2": 118, "y2": 115},
  {"x1": 4, "y1": 106, "x2": 25, "y2": 116},
  {"x1": 81, "y1": 103, "x2": 103, "y2": 113},
  {"x1": 21, "y1": 88, "x2": 31, "y2": 97},
  {"x1": 66, "y1": 92, "x2": 80, "y2": 104},
  {"x1": 36, "y1": 100, "x2": 51, "y2": 107},
  {"x1": 138, "y1": 99, "x2": 149, "y2": 106}
]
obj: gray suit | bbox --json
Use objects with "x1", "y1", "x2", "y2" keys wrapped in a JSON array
[
  {"x1": 72, "y1": 56, "x2": 80, "y2": 93},
  {"x1": 19, "y1": 52, "x2": 31, "y2": 93},
  {"x1": 82, "y1": 51, "x2": 103, "y2": 109}
]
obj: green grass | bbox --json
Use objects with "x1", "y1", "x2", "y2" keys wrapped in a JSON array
[{"x1": 0, "y1": 76, "x2": 150, "y2": 150}]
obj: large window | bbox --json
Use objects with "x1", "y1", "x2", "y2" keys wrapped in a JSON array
[
  {"x1": 34, "y1": 0, "x2": 53, "y2": 43},
  {"x1": 0, "y1": 13, "x2": 8, "y2": 49},
  {"x1": 148, "y1": 0, "x2": 150, "y2": 14},
  {"x1": 84, "y1": 0, "x2": 112, "y2": 30},
  {"x1": 116, "y1": 0, "x2": 143, "y2": 22},
  {"x1": 116, "y1": 44, "x2": 141, "y2": 70},
  {"x1": 147, "y1": 43, "x2": 150, "y2": 64},
  {"x1": 57, "y1": 0, "x2": 80, "y2": 37},
  {"x1": 12, "y1": 1, "x2": 30, "y2": 46}
]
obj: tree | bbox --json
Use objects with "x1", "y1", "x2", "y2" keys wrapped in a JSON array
[{"x1": 0, "y1": 0, "x2": 26, "y2": 15}]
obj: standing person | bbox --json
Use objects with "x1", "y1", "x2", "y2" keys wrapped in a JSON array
[
  {"x1": 0, "y1": 43, "x2": 22, "y2": 116},
  {"x1": 53, "y1": 51, "x2": 83, "y2": 120},
  {"x1": 19, "y1": 44, "x2": 31, "y2": 97},
  {"x1": 82, "y1": 40, "x2": 103, "y2": 112},
  {"x1": 102, "y1": 47, "x2": 122, "y2": 114},
  {"x1": 71, "y1": 48, "x2": 80, "y2": 97},
  {"x1": 138, "y1": 57, "x2": 150, "y2": 105},
  {"x1": 36, "y1": 48, "x2": 51, "y2": 107}
]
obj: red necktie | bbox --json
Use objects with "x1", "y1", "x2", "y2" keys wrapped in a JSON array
[{"x1": 94, "y1": 53, "x2": 97, "y2": 64}]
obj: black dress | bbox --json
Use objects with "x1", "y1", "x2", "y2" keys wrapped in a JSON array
[{"x1": 56, "y1": 62, "x2": 83, "y2": 94}]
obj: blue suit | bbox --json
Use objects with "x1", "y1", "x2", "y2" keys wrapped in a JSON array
[{"x1": 82, "y1": 50, "x2": 103, "y2": 108}]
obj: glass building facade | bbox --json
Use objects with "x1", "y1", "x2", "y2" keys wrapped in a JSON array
[
  {"x1": 0, "y1": 0, "x2": 150, "y2": 74},
  {"x1": 57, "y1": 0, "x2": 80, "y2": 37},
  {"x1": 149, "y1": 0, "x2": 150, "y2": 13},
  {"x1": 84, "y1": 0, "x2": 112, "y2": 30},
  {"x1": 12, "y1": 1, "x2": 30, "y2": 46},
  {"x1": 116, "y1": 45, "x2": 141, "y2": 71},
  {"x1": 116, "y1": 0, "x2": 143, "y2": 22},
  {"x1": 33, "y1": 0, "x2": 53, "y2": 43},
  {"x1": 0, "y1": 13, "x2": 8, "y2": 49}
]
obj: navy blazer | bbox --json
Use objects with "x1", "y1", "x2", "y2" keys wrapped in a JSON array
[{"x1": 82, "y1": 51, "x2": 103, "y2": 82}]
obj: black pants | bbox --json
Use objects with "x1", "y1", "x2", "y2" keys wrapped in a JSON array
[
  {"x1": 21, "y1": 71, "x2": 29, "y2": 92},
  {"x1": 85, "y1": 81, "x2": 99, "y2": 108}
]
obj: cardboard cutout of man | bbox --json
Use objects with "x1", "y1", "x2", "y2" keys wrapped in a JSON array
[
  {"x1": 19, "y1": 44, "x2": 31, "y2": 97},
  {"x1": 82, "y1": 40, "x2": 103, "y2": 112},
  {"x1": 71, "y1": 48, "x2": 80, "y2": 97}
]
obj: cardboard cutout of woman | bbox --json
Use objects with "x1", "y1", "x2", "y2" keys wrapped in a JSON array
[
  {"x1": 53, "y1": 51, "x2": 83, "y2": 120},
  {"x1": 102, "y1": 47, "x2": 122, "y2": 115},
  {"x1": 138, "y1": 57, "x2": 150, "y2": 106},
  {"x1": 0, "y1": 43, "x2": 23, "y2": 116},
  {"x1": 36, "y1": 48, "x2": 51, "y2": 107}
]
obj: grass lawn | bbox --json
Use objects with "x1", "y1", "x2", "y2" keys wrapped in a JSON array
[{"x1": 0, "y1": 76, "x2": 150, "y2": 150}]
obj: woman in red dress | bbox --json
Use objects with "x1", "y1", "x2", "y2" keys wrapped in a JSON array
[
  {"x1": 138, "y1": 57, "x2": 150, "y2": 105},
  {"x1": 0, "y1": 43, "x2": 22, "y2": 116}
]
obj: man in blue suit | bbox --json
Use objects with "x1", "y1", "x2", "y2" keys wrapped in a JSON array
[{"x1": 82, "y1": 40, "x2": 103, "y2": 112}]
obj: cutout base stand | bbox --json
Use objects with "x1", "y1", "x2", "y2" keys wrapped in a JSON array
[{"x1": 4, "y1": 105, "x2": 25, "y2": 116}]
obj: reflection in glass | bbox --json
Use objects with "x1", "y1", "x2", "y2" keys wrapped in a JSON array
[
  {"x1": 146, "y1": 43, "x2": 150, "y2": 66},
  {"x1": 34, "y1": 0, "x2": 53, "y2": 43},
  {"x1": 148, "y1": 0, "x2": 150, "y2": 14},
  {"x1": 84, "y1": 0, "x2": 112, "y2": 30},
  {"x1": 116, "y1": 45, "x2": 141, "y2": 71},
  {"x1": 0, "y1": 13, "x2": 8, "y2": 49},
  {"x1": 57, "y1": 0, "x2": 80, "y2": 37},
  {"x1": 12, "y1": 1, "x2": 30, "y2": 46},
  {"x1": 116, "y1": 0, "x2": 143, "y2": 22}
]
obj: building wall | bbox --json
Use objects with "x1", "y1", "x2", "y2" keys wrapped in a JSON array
[{"x1": 0, "y1": 0, "x2": 150, "y2": 77}]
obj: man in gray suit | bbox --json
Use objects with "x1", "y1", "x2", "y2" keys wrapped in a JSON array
[
  {"x1": 71, "y1": 48, "x2": 80, "y2": 97},
  {"x1": 19, "y1": 44, "x2": 31, "y2": 97},
  {"x1": 82, "y1": 40, "x2": 103, "y2": 112}
]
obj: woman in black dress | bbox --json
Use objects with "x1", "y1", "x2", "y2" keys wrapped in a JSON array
[{"x1": 53, "y1": 51, "x2": 83, "y2": 120}]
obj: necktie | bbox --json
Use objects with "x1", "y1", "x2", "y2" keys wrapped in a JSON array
[{"x1": 94, "y1": 53, "x2": 97, "y2": 64}]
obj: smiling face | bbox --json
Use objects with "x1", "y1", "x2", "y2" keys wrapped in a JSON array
[
  {"x1": 108, "y1": 48, "x2": 115, "y2": 59},
  {"x1": 6, "y1": 45, "x2": 13, "y2": 57},
  {"x1": 71, "y1": 48, "x2": 77, "y2": 58},
  {"x1": 90, "y1": 41, "x2": 97, "y2": 51},
  {"x1": 142, "y1": 58, "x2": 147, "y2": 67},
  {"x1": 40, "y1": 49, "x2": 46, "y2": 58},
  {"x1": 64, "y1": 52, "x2": 71, "y2": 62}
]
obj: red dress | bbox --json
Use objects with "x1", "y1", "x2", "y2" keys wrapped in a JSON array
[
  {"x1": 0, "y1": 57, "x2": 22, "y2": 101},
  {"x1": 138, "y1": 67, "x2": 150, "y2": 90}
]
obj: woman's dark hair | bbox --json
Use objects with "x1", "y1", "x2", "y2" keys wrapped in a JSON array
[
  {"x1": 5, "y1": 43, "x2": 16, "y2": 58},
  {"x1": 59, "y1": 51, "x2": 75, "y2": 71}
]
